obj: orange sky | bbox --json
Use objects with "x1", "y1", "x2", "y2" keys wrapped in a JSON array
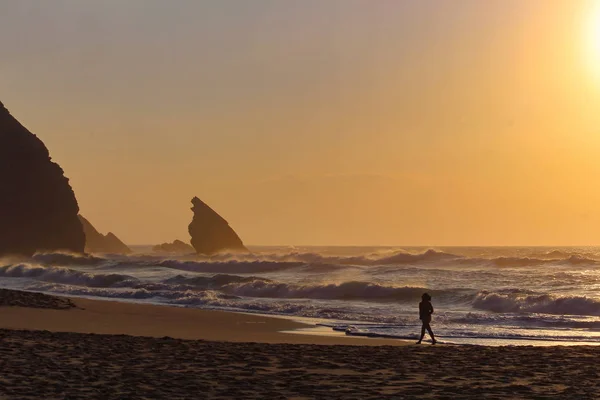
[{"x1": 2, "y1": 0, "x2": 600, "y2": 245}]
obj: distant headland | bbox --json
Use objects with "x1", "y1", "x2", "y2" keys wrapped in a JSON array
[{"x1": 0, "y1": 100, "x2": 246, "y2": 257}]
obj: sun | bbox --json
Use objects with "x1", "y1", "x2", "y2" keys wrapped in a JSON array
[
  {"x1": 585, "y1": 2, "x2": 600, "y2": 77},
  {"x1": 590, "y1": 7, "x2": 600, "y2": 55}
]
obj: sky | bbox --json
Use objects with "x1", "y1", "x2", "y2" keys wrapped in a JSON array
[{"x1": 2, "y1": 0, "x2": 600, "y2": 246}]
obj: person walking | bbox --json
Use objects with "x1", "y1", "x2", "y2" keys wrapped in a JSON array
[{"x1": 416, "y1": 293, "x2": 437, "y2": 344}]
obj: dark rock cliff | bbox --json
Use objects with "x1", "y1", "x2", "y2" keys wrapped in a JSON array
[
  {"x1": 0, "y1": 101, "x2": 85, "y2": 256},
  {"x1": 188, "y1": 197, "x2": 247, "y2": 255},
  {"x1": 78, "y1": 215, "x2": 131, "y2": 254}
]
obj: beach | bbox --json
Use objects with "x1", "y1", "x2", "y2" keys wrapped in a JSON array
[
  {"x1": 5, "y1": 247, "x2": 600, "y2": 346},
  {"x1": 3, "y1": 0, "x2": 598, "y2": 397},
  {"x1": 0, "y1": 289, "x2": 404, "y2": 346},
  {"x1": 0, "y1": 290, "x2": 598, "y2": 399}
]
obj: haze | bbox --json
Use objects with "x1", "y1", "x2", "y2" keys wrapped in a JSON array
[{"x1": 2, "y1": 0, "x2": 600, "y2": 246}]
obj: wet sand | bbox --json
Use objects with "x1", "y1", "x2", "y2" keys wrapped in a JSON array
[
  {"x1": 0, "y1": 292, "x2": 407, "y2": 346},
  {"x1": 0, "y1": 289, "x2": 598, "y2": 399}
]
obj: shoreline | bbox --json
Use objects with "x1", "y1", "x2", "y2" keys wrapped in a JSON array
[
  {"x1": 0, "y1": 289, "x2": 412, "y2": 346},
  {"x1": 3, "y1": 289, "x2": 599, "y2": 347}
]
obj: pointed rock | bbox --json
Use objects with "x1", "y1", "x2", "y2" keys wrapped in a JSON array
[
  {"x1": 78, "y1": 215, "x2": 131, "y2": 254},
  {"x1": 0, "y1": 101, "x2": 85, "y2": 256},
  {"x1": 188, "y1": 197, "x2": 247, "y2": 255}
]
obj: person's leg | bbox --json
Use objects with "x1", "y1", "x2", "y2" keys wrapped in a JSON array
[
  {"x1": 425, "y1": 324, "x2": 436, "y2": 344},
  {"x1": 416, "y1": 323, "x2": 426, "y2": 344}
]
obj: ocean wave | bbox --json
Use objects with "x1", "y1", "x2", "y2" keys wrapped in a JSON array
[
  {"x1": 450, "y1": 312, "x2": 600, "y2": 329},
  {"x1": 11, "y1": 248, "x2": 600, "y2": 275},
  {"x1": 3, "y1": 263, "x2": 464, "y2": 303},
  {"x1": 28, "y1": 282, "x2": 239, "y2": 302},
  {"x1": 153, "y1": 249, "x2": 464, "y2": 275},
  {"x1": 164, "y1": 274, "x2": 274, "y2": 288},
  {"x1": 161, "y1": 249, "x2": 461, "y2": 266},
  {"x1": 149, "y1": 250, "x2": 597, "y2": 271},
  {"x1": 159, "y1": 260, "x2": 305, "y2": 273},
  {"x1": 29, "y1": 248, "x2": 599, "y2": 271},
  {"x1": 541, "y1": 250, "x2": 600, "y2": 260},
  {"x1": 0, "y1": 263, "x2": 138, "y2": 288},
  {"x1": 160, "y1": 274, "x2": 439, "y2": 301},
  {"x1": 228, "y1": 248, "x2": 597, "y2": 267},
  {"x1": 23, "y1": 282, "x2": 409, "y2": 323},
  {"x1": 454, "y1": 255, "x2": 599, "y2": 268},
  {"x1": 0, "y1": 260, "x2": 475, "y2": 303},
  {"x1": 193, "y1": 250, "x2": 378, "y2": 265},
  {"x1": 159, "y1": 274, "x2": 478, "y2": 304},
  {"x1": 473, "y1": 291, "x2": 600, "y2": 316},
  {"x1": 217, "y1": 280, "x2": 469, "y2": 302},
  {"x1": 265, "y1": 249, "x2": 462, "y2": 266},
  {"x1": 32, "y1": 252, "x2": 106, "y2": 266},
  {"x1": 505, "y1": 255, "x2": 595, "y2": 266},
  {"x1": 266, "y1": 252, "x2": 375, "y2": 265},
  {"x1": 487, "y1": 257, "x2": 549, "y2": 267},
  {"x1": 564, "y1": 255, "x2": 598, "y2": 265},
  {"x1": 299, "y1": 263, "x2": 362, "y2": 273},
  {"x1": 374, "y1": 249, "x2": 460, "y2": 265}
]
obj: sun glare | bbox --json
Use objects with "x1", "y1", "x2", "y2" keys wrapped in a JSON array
[{"x1": 585, "y1": 2, "x2": 600, "y2": 80}]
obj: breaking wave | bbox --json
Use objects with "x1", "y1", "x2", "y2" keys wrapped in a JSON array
[
  {"x1": 159, "y1": 249, "x2": 461, "y2": 268},
  {"x1": 22, "y1": 282, "x2": 406, "y2": 323},
  {"x1": 32, "y1": 252, "x2": 107, "y2": 266},
  {"x1": 159, "y1": 260, "x2": 305, "y2": 273},
  {"x1": 485, "y1": 255, "x2": 597, "y2": 267},
  {"x1": 374, "y1": 249, "x2": 460, "y2": 264},
  {"x1": 220, "y1": 280, "x2": 432, "y2": 301},
  {"x1": 164, "y1": 274, "x2": 472, "y2": 302},
  {"x1": 0, "y1": 263, "x2": 137, "y2": 288},
  {"x1": 21, "y1": 249, "x2": 599, "y2": 273},
  {"x1": 450, "y1": 312, "x2": 600, "y2": 329},
  {"x1": 0, "y1": 262, "x2": 470, "y2": 303},
  {"x1": 473, "y1": 291, "x2": 600, "y2": 316}
]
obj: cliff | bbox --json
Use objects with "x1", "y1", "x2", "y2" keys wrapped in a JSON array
[
  {"x1": 78, "y1": 215, "x2": 131, "y2": 254},
  {"x1": 0, "y1": 101, "x2": 85, "y2": 256},
  {"x1": 188, "y1": 197, "x2": 247, "y2": 255}
]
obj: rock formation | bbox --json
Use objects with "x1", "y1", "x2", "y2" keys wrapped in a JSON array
[
  {"x1": 188, "y1": 197, "x2": 247, "y2": 255},
  {"x1": 152, "y1": 239, "x2": 194, "y2": 254},
  {"x1": 78, "y1": 215, "x2": 131, "y2": 254},
  {"x1": 0, "y1": 100, "x2": 85, "y2": 257}
]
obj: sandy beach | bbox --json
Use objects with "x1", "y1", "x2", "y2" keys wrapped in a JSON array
[
  {"x1": 0, "y1": 290, "x2": 598, "y2": 399},
  {"x1": 0, "y1": 289, "x2": 405, "y2": 346}
]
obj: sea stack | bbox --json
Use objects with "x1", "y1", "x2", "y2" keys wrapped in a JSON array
[
  {"x1": 188, "y1": 197, "x2": 247, "y2": 255},
  {"x1": 153, "y1": 239, "x2": 195, "y2": 254},
  {"x1": 0, "y1": 100, "x2": 85, "y2": 256},
  {"x1": 78, "y1": 215, "x2": 131, "y2": 254}
]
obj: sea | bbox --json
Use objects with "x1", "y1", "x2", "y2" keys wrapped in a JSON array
[{"x1": 2, "y1": 246, "x2": 600, "y2": 346}]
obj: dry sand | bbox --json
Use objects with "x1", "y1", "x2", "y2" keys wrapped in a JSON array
[{"x1": 0, "y1": 289, "x2": 598, "y2": 399}]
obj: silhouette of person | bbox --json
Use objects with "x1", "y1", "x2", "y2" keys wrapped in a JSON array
[{"x1": 416, "y1": 293, "x2": 437, "y2": 344}]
